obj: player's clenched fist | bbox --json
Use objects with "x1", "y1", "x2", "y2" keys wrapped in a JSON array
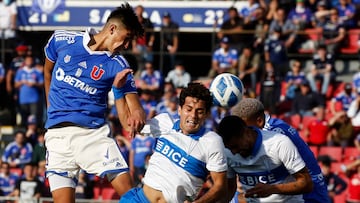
[{"x1": 113, "y1": 69, "x2": 134, "y2": 88}]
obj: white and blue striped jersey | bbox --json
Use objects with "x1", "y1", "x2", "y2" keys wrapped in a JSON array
[
  {"x1": 44, "y1": 28, "x2": 137, "y2": 129},
  {"x1": 226, "y1": 128, "x2": 306, "y2": 203},
  {"x1": 264, "y1": 114, "x2": 329, "y2": 203},
  {"x1": 142, "y1": 113, "x2": 228, "y2": 202}
]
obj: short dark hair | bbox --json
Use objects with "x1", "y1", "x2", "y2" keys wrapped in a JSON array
[
  {"x1": 107, "y1": 3, "x2": 144, "y2": 39},
  {"x1": 179, "y1": 82, "x2": 212, "y2": 112},
  {"x1": 217, "y1": 115, "x2": 247, "y2": 144}
]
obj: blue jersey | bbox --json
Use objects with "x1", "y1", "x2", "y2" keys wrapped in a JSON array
[
  {"x1": 0, "y1": 173, "x2": 19, "y2": 196},
  {"x1": 264, "y1": 114, "x2": 329, "y2": 203},
  {"x1": 44, "y1": 28, "x2": 137, "y2": 129},
  {"x1": 131, "y1": 135, "x2": 155, "y2": 167},
  {"x1": 1, "y1": 141, "x2": 33, "y2": 166},
  {"x1": 15, "y1": 67, "x2": 44, "y2": 104}
]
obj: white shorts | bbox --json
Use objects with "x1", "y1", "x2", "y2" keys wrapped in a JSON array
[{"x1": 45, "y1": 124, "x2": 129, "y2": 180}]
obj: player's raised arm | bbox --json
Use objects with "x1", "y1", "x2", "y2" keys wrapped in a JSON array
[{"x1": 113, "y1": 69, "x2": 145, "y2": 135}]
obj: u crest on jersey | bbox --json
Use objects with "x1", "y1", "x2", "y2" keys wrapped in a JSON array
[{"x1": 91, "y1": 66, "x2": 105, "y2": 80}]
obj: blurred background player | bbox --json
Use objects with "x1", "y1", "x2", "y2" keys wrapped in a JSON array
[
  {"x1": 218, "y1": 115, "x2": 313, "y2": 202},
  {"x1": 43, "y1": 4, "x2": 146, "y2": 203},
  {"x1": 231, "y1": 98, "x2": 329, "y2": 202}
]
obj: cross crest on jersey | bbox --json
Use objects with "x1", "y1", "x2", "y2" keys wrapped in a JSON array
[{"x1": 90, "y1": 66, "x2": 105, "y2": 81}]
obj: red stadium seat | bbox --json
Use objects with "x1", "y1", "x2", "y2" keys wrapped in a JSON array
[
  {"x1": 340, "y1": 29, "x2": 360, "y2": 54},
  {"x1": 298, "y1": 28, "x2": 322, "y2": 54},
  {"x1": 318, "y1": 146, "x2": 343, "y2": 162},
  {"x1": 343, "y1": 147, "x2": 359, "y2": 162},
  {"x1": 10, "y1": 167, "x2": 22, "y2": 177},
  {"x1": 309, "y1": 145, "x2": 319, "y2": 158}
]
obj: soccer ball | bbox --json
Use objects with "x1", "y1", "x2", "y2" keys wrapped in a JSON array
[{"x1": 209, "y1": 73, "x2": 244, "y2": 108}]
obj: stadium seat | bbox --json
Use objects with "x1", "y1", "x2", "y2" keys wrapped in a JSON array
[
  {"x1": 309, "y1": 145, "x2": 319, "y2": 158},
  {"x1": 343, "y1": 147, "x2": 359, "y2": 162},
  {"x1": 340, "y1": 29, "x2": 360, "y2": 54},
  {"x1": 298, "y1": 28, "x2": 322, "y2": 54},
  {"x1": 10, "y1": 167, "x2": 22, "y2": 177},
  {"x1": 318, "y1": 146, "x2": 343, "y2": 162}
]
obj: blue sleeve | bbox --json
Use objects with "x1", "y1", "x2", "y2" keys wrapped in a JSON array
[
  {"x1": 44, "y1": 32, "x2": 58, "y2": 62},
  {"x1": 14, "y1": 70, "x2": 21, "y2": 82}
]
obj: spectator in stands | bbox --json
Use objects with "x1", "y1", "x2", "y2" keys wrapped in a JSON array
[
  {"x1": 25, "y1": 115, "x2": 38, "y2": 146},
  {"x1": 75, "y1": 170, "x2": 94, "y2": 199},
  {"x1": 0, "y1": 162, "x2": 19, "y2": 196},
  {"x1": 328, "y1": 111, "x2": 353, "y2": 147},
  {"x1": 264, "y1": 26, "x2": 289, "y2": 80},
  {"x1": 6, "y1": 44, "x2": 28, "y2": 98},
  {"x1": 312, "y1": 0, "x2": 331, "y2": 28},
  {"x1": 209, "y1": 105, "x2": 230, "y2": 131},
  {"x1": 307, "y1": 44, "x2": 337, "y2": 97},
  {"x1": 283, "y1": 59, "x2": 307, "y2": 101},
  {"x1": 11, "y1": 163, "x2": 42, "y2": 202},
  {"x1": 138, "y1": 61, "x2": 163, "y2": 96},
  {"x1": 317, "y1": 155, "x2": 347, "y2": 203},
  {"x1": 14, "y1": 55, "x2": 44, "y2": 127},
  {"x1": 208, "y1": 36, "x2": 238, "y2": 79},
  {"x1": 336, "y1": 0, "x2": 356, "y2": 29},
  {"x1": 0, "y1": 61, "x2": 7, "y2": 122},
  {"x1": 0, "y1": 0, "x2": 17, "y2": 57},
  {"x1": 304, "y1": 107, "x2": 330, "y2": 147},
  {"x1": 239, "y1": 0, "x2": 260, "y2": 22},
  {"x1": 1, "y1": 130, "x2": 33, "y2": 169},
  {"x1": 139, "y1": 89, "x2": 157, "y2": 120},
  {"x1": 329, "y1": 82, "x2": 356, "y2": 115},
  {"x1": 31, "y1": 130, "x2": 45, "y2": 165},
  {"x1": 132, "y1": 5, "x2": 155, "y2": 76},
  {"x1": 342, "y1": 158, "x2": 360, "y2": 203},
  {"x1": 347, "y1": 89, "x2": 360, "y2": 142},
  {"x1": 355, "y1": 134, "x2": 360, "y2": 151},
  {"x1": 286, "y1": 0, "x2": 314, "y2": 51},
  {"x1": 129, "y1": 126, "x2": 155, "y2": 187},
  {"x1": 114, "y1": 134, "x2": 131, "y2": 165},
  {"x1": 155, "y1": 82, "x2": 177, "y2": 115},
  {"x1": 260, "y1": 59, "x2": 278, "y2": 114},
  {"x1": 160, "y1": 11, "x2": 179, "y2": 76},
  {"x1": 353, "y1": 71, "x2": 360, "y2": 93},
  {"x1": 319, "y1": 8, "x2": 346, "y2": 54},
  {"x1": 238, "y1": 45, "x2": 261, "y2": 92},
  {"x1": 289, "y1": 80, "x2": 325, "y2": 118},
  {"x1": 269, "y1": 8, "x2": 297, "y2": 51},
  {"x1": 163, "y1": 97, "x2": 180, "y2": 121},
  {"x1": 165, "y1": 60, "x2": 191, "y2": 89},
  {"x1": 217, "y1": 6, "x2": 244, "y2": 53}
]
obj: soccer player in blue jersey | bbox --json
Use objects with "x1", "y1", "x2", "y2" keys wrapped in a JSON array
[
  {"x1": 43, "y1": 3, "x2": 146, "y2": 203},
  {"x1": 231, "y1": 98, "x2": 329, "y2": 203},
  {"x1": 120, "y1": 82, "x2": 228, "y2": 203},
  {"x1": 218, "y1": 115, "x2": 313, "y2": 202}
]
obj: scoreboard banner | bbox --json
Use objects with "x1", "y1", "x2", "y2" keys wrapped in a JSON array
[{"x1": 17, "y1": 0, "x2": 247, "y2": 32}]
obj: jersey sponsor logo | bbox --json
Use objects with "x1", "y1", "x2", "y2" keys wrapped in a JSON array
[
  {"x1": 55, "y1": 67, "x2": 98, "y2": 94},
  {"x1": 55, "y1": 35, "x2": 75, "y2": 44},
  {"x1": 155, "y1": 137, "x2": 207, "y2": 180},
  {"x1": 102, "y1": 157, "x2": 120, "y2": 166},
  {"x1": 237, "y1": 164, "x2": 289, "y2": 186},
  {"x1": 90, "y1": 66, "x2": 105, "y2": 80}
]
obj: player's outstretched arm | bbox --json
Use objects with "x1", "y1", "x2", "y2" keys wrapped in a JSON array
[
  {"x1": 193, "y1": 171, "x2": 227, "y2": 203},
  {"x1": 245, "y1": 167, "x2": 313, "y2": 198},
  {"x1": 44, "y1": 58, "x2": 55, "y2": 107}
]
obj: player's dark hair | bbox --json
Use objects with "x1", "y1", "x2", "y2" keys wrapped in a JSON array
[
  {"x1": 107, "y1": 2, "x2": 144, "y2": 39},
  {"x1": 179, "y1": 82, "x2": 212, "y2": 112},
  {"x1": 217, "y1": 115, "x2": 247, "y2": 144}
]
